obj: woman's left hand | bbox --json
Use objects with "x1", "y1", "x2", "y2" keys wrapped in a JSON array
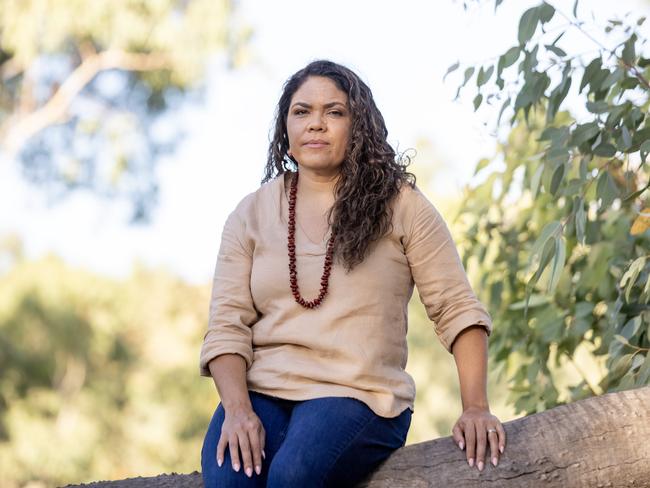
[{"x1": 452, "y1": 406, "x2": 506, "y2": 471}]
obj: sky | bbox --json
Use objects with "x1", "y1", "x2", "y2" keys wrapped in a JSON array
[{"x1": 1, "y1": 0, "x2": 648, "y2": 284}]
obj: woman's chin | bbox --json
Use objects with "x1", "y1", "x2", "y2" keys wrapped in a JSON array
[{"x1": 297, "y1": 158, "x2": 343, "y2": 171}]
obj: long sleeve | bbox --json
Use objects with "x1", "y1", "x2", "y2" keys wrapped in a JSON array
[
  {"x1": 199, "y1": 204, "x2": 259, "y2": 376},
  {"x1": 403, "y1": 187, "x2": 492, "y2": 353}
]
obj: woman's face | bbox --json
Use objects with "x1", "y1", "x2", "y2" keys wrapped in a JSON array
[{"x1": 286, "y1": 76, "x2": 351, "y2": 176}]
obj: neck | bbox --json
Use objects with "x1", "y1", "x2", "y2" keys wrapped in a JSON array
[{"x1": 295, "y1": 165, "x2": 340, "y2": 198}]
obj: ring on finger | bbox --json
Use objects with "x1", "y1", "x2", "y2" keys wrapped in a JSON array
[{"x1": 487, "y1": 428, "x2": 497, "y2": 434}]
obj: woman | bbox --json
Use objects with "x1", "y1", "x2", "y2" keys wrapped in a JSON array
[{"x1": 199, "y1": 59, "x2": 506, "y2": 487}]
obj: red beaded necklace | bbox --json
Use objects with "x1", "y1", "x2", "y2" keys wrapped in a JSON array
[{"x1": 287, "y1": 170, "x2": 335, "y2": 309}]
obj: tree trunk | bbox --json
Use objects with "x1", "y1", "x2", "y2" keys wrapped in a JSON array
[
  {"x1": 359, "y1": 385, "x2": 650, "y2": 487},
  {"x1": 62, "y1": 386, "x2": 650, "y2": 488}
]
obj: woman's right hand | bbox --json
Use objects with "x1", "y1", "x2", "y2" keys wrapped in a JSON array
[{"x1": 217, "y1": 405, "x2": 266, "y2": 477}]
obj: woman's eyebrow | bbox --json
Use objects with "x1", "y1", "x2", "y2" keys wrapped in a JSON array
[{"x1": 290, "y1": 101, "x2": 347, "y2": 109}]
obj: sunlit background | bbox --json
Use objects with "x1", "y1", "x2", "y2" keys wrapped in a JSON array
[{"x1": 1, "y1": 0, "x2": 648, "y2": 486}]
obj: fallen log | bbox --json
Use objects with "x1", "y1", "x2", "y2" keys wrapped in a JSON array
[{"x1": 62, "y1": 385, "x2": 650, "y2": 487}]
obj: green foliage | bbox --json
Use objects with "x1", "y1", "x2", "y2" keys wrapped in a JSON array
[
  {"x1": 0, "y1": 0, "x2": 250, "y2": 221},
  {"x1": 0, "y1": 252, "x2": 214, "y2": 487},
  {"x1": 448, "y1": 2, "x2": 650, "y2": 414}
]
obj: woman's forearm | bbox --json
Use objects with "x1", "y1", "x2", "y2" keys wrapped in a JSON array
[
  {"x1": 451, "y1": 325, "x2": 489, "y2": 410},
  {"x1": 208, "y1": 353, "x2": 252, "y2": 413}
]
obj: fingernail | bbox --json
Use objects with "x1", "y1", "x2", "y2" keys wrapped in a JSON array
[
  {"x1": 233, "y1": 463, "x2": 240, "y2": 472},
  {"x1": 500, "y1": 445, "x2": 504, "y2": 454},
  {"x1": 492, "y1": 457, "x2": 498, "y2": 467},
  {"x1": 468, "y1": 458, "x2": 474, "y2": 467},
  {"x1": 245, "y1": 467, "x2": 252, "y2": 477},
  {"x1": 217, "y1": 458, "x2": 222, "y2": 467},
  {"x1": 459, "y1": 441, "x2": 464, "y2": 450},
  {"x1": 478, "y1": 461, "x2": 484, "y2": 471},
  {"x1": 262, "y1": 449, "x2": 266, "y2": 459},
  {"x1": 255, "y1": 465, "x2": 261, "y2": 475}
]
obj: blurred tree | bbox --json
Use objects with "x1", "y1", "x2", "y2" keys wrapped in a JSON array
[
  {"x1": 446, "y1": 1, "x2": 650, "y2": 414},
  {"x1": 0, "y1": 251, "x2": 214, "y2": 487},
  {"x1": 0, "y1": 0, "x2": 251, "y2": 221}
]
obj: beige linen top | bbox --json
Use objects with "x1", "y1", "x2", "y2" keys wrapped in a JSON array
[{"x1": 199, "y1": 172, "x2": 492, "y2": 418}]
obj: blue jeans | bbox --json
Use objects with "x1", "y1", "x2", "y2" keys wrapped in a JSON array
[{"x1": 201, "y1": 390, "x2": 412, "y2": 487}]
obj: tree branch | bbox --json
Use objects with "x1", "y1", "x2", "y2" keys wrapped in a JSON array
[
  {"x1": 0, "y1": 57, "x2": 24, "y2": 81},
  {"x1": 0, "y1": 49, "x2": 172, "y2": 158}
]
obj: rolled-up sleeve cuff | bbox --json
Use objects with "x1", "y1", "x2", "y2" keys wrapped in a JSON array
[
  {"x1": 199, "y1": 342, "x2": 254, "y2": 376},
  {"x1": 436, "y1": 311, "x2": 492, "y2": 354}
]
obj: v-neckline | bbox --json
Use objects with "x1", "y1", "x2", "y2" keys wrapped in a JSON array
[{"x1": 282, "y1": 172, "x2": 332, "y2": 248}]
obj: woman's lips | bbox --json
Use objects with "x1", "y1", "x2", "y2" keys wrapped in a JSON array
[{"x1": 305, "y1": 142, "x2": 329, "y2": 148}]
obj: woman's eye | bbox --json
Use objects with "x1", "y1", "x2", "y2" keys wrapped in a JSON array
[{"x1": 330, "y1": 111, "x2": 342, "y2": 116}]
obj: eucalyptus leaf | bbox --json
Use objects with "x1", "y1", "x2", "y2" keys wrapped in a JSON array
[
  {"x1": 637, "y1": 354, "x2": 650, "y2": 385},
  {"x1": 502, "y1": 46, "x2": 521, "y2": 69},
  {"x1": 550, "y1": 163, "x2": 565, "y2": 196},
  {"x1": 579, "y1": 156, "x2": 589, "y2": 181},
  {"x1": 443, "y1": 61, "x2": 459, "y2": 82},
  {"x1": 546, "y1": 67, "x2": 571, "y2": 123},
  {"x1": 473, "y1": 93, "x2": 483, "y2": 111},
  {"x1": 462, "y1": 66, "x2": 475, "y2": 86},
  {"x1": 600, "y1": 67, "x2": 624, "y2": 91},
  {"x1": 620, "y1": 77, "x2": 639, "y2": 90},
  {"x1": 580, "y1": 57, "x2": 602, "y2": 93},
  {"x1": 538, "y1": 2, "x2": 555, "y2": 23},
  {"x1": 497, "y1": 96, "x2": 511, "y2": 126},
  {"x1": 509, "y1": 294, "x2": 550, "y2": 310},
  {"x1": 564, "y1": 178, "x2": 582, "y2": 197},
  {"x1": 621, "y1": 125, "x2": 632, "y2": 150},
  {"x1": 631, "y1": 128, "x2": 650, "y2": 153},
  {"x1": 529, "y1": 220, "x2": 561, "y2": 267},
  {"x1": 620, "y1": 316, "x2": 642, "y2": 340},
  {"x1": 477, "y1": 65, "x2": 494, "y2": 86},
  {"x1": 455, "y1": 66, "x2": 476, "y2": 99},
  {"x1": 530, "y1": 237, "x2": 556, "y2": 286},
  {"x1": 545, "y1": 44, "x2": 566, "y2": 57},
  {"x1": 570, "y1": 122, "x2": 600, "y2": 146},
  {"x1": 586, "y1": 100, "x2": 609, "y2": 114},
  {"x1": 547, "y1": 236, "x2": 566, "y2": 293},
  {"x1": 611, "y1": 353, "x2": 634, "y2": 378},
  {"x1": 640, "y1": 140, "x2": 650, "y2": 163},
  {"x1": 620, "y1": 256, "x2": 646, "y2": 302},
  {"x1": 531, "y1": 163, "x2": 544, "y2": 198},
  {"x1": 593, "y1": 143, "x2": 617, "y2": 157},
  {"x1": 518, "y1": 6, "x2": 540, "y2": 45},
  {"x1": 605, "y1": 103, "x2": 629, "y2": 128},
  {"x1": 596, "y1": 171, "x2": 619, "y2": 207},
  {"x1": 576, "y1": 199, "x2": 586, "y2": 244},
  {"x1": 622, "y1": 34, "x2": 637, "y2": 64},
  {"x1": 591, "y1": 132, "x2": 603, "y2": 150}
]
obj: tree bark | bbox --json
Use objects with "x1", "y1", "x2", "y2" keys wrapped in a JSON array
[
  {"x1": 61, "y1": 385, "x2": 650, "y2": 487},
  {"x1": 359, "y1": 385, "x2": 650, "y2": 487}
]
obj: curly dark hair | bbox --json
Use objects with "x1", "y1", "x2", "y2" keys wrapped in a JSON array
[{"x1": 262, "y1": 59, "x2": 416, "y2": 271}]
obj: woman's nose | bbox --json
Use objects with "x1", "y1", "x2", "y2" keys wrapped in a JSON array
[{"x1": 307, "y1": 113, "x2": 326, "y2": 131}]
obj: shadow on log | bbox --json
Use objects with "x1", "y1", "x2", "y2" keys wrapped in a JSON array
[{"x1": 62, "y1": 386, "x2": 650, "y2": 487}]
